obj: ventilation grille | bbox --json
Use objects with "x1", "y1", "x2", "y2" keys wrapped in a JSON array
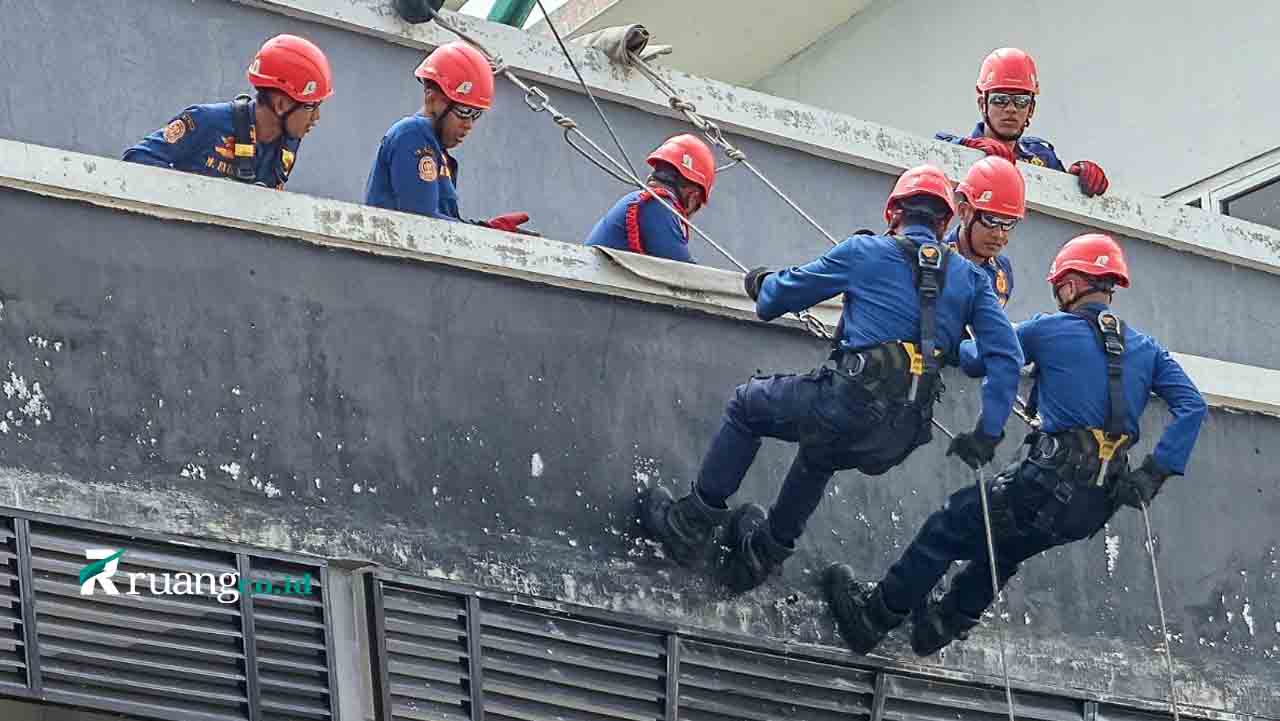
[
  {"x1": 479, "y1": 602, "x2": 666, "y2": 721},
  {"x1": 382, "y1": 585, "x2": 471, "y2": 721},
  {"x1": 0, "y1": 519, "x2": 27, "y2": 690},
  {"x1": 679, "y1": 639, "x2": 875, "y2": 721},
  {"x1": 881, "y1": 673, "x2": 1081, "y2": 721},
  {"x1": 250, "y1": 557, "x2": 333, "y2": 721},
  {"x1": 28, "y1": 522, "x2": 248, "y2": 721},
  {"x1": 1097, "y1": 704, "x2": 1193, "y2": 721}
]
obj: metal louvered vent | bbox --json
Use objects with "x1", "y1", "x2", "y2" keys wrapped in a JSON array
[
  {"x1": 479, "y1": 601, "x2": 667, "y2": 721},
  {"x1": 881, "y1": 673, "x2": 1082, "y2": 721},
  {"x1": 0, "y1": 519, "x2": 27, "y2": 690},
  {"x1": 678, "y1": 639, "x2": 875, "y2": 721},
  {"x1": 380, "y1": 585, "x2": 471, "y2": 721},
  {"x1": 28, "y1": 522, "x2": 249, "y2": 721},
  {"x1": 249, "y1": 557, "x2": 333, "y2": 721},
  {"x1": 1096, "y1": 704, "x2": 1187, "y2": 721}
]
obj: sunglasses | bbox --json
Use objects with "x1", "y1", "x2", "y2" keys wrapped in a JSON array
[
  {"x1": 449, "y1": 104, "x2": 484, "y2": 121},
  {"x1": 976, "y1": 212, "x2": 1019, "y2": 231},
  {"x1": 986, "y1": 92, "x2": 1034, "y2": 110}
]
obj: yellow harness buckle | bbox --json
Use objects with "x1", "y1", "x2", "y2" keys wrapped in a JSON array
[
  {"x1": 901, "y1": 342, "x2": 925, "y2": 376},
  {"x1": 901, "y1": 342, "x2": 924, "y2": 401},
  {"x1": 1089, "y1": 429, "x2": 1130, "y2": 486},
  {"x1": 234, "y1": 143, "x2": 256, "y2": 159}
]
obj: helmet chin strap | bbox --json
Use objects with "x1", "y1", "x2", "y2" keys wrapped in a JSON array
[
  {"x1": 960, "y1": 215, "x2": 988, "y2": 260},
  {"x1": 1055, "y1": 279, "x2": 1112, "y2": 311},
  {"x1": 982, "y1": 93, "x2": 1028, "y2": 142}
]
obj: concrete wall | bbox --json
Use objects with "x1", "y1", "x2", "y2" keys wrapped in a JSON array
[
  {"x1": 755, "y1": 0, "x2": 1280, "y2": 198},
  {"x1": 1, "y1": 186, "x2": 1278, "y2": 716},
  {"x1": 2, "y1": 0, "x2": 1278, "y2": 370},
  {"x1": 1, "y1": 0, "x2": 1280, "y2": 716}
]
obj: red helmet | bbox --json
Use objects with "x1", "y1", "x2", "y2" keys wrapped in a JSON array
[
  {"x1": 1047, "y1": 233, "x2": 1130, "y2": 288},
  {"x1": 647, "y1": 134, "x2": 717, "y2": 200},
  {"x1": 248, "y1": 35, "x2": 334, "y2": 103},
  {"x1": 976, "y1": 48, "x2": 1039, "y2": 95},
  {"x1": 957, "y1": 157, "x2": 1026, "y2": 219},
  {"x1": 416, "y1": 42, "x2": 495, "y2": 110},
  {"x1": 884, "y1": 165, "x2": 957, "y2": 224}
]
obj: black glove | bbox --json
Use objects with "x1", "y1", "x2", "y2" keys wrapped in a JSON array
[
  {"x1": 946, "y1": 428, "x2": 1003, "y2": 469},
  {"x1": 1112, "y1": 454, "x2": 1172, "y2": 508},
  {"x1": 743, "y1": 267, "x2": 773, "y2": 301}
]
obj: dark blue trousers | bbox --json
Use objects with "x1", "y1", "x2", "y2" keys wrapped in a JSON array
[
  {"x1": 694, "y1": 367, "x2": 919, "y2": 544},
  {"x1": 879, "y1": 455, "x2": 1118, "y2": 617}
]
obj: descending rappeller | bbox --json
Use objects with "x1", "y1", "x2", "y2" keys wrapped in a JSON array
[
  {"x1": 637, "y1": 165, "x2": 1022, "y2": 592},
  {"x1": 365, "y1": 41, "x2": 531, "y2": 233},
  {"x1": 123, "y1": 35, "x2": 333, "y2": 188},
  {"x1": 937, "y1": 48, "x2": 1110, "y2": 198},
  {"x1": 583, "y1": 134, "x2": 717, "y2": 263},
  {"x1": 947, "y1": 157, "x2": 1025, "y2": 308},
  {"x1": 824, "y1": 233, "x2": 1206, "y2": 656}
]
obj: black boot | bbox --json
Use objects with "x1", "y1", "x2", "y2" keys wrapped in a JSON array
[
  {"x1": 722, "y1": 504, "x2": 794, "y2": 592},
  {"x1": 637, "y1": 486, "x2": 730, "y2": 565},
  {"x1": 910, "y1": 595, "x2": 981, "y2": 656},
  {"x1": 823, "y1": 564, "x2": 905, "y2": 655}
]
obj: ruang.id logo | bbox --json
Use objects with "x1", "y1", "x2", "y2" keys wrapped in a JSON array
[{"x1": 80, "y1": 549, "x2": 313, "y2": 605}]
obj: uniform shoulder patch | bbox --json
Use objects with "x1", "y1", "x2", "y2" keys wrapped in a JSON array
[
  {"x1": 418, "y1": 154, "x2": 438, "y2": 182},
  {"x1": 163, "y1": 118, "x2": 187, "y2": 144}
]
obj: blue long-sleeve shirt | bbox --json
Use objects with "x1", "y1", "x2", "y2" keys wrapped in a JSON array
[
  {"x1": 943, "y1": 227, "x2": 1014, "y2": 307},
  {"x1": 936, "y1": 122, "x2": 1065, "y2": 172},
  {"x1": 123, "y1": 99, "x2": 299, "y2": 188},
  {"x1": 959, "y1": 303, "x2": 1206, "y2": 473},
  {"x1": 584, "y1": 188, "x2": 694, "y2": 263},
  {"x1": 757, "y1": 224, "x2": 1022, "y2": 437},
  {"x1": 365, "y1": 114, "x2": 461, "y2": 220}
]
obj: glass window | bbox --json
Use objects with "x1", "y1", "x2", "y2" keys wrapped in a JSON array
[{"x1": 1222, "y1": 177, "x2": 1280, "y2": 228}]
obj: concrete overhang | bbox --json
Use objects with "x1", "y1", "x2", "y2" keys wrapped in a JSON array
[
  {"x1": 527, "y1": 0, "x2": 873, "y2": 85},
  {"x1": 4, "y1": 138, "x2": 1276, "y2": 418}
]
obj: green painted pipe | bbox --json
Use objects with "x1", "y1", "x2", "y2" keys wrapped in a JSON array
[{"x1": 487, "y1": 0, "x2": 539, "y2": 27}]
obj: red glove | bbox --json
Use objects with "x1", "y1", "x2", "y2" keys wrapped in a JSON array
[
  {"x1": 1069, "y1": 161, "x2": 1109, "y2": 197},
  {"x1": 960, "y1": 137, "x2": 1016, "y2": 163},
  {"x1": 486, "y1": 212, "x2": 531, "y2": 233}
]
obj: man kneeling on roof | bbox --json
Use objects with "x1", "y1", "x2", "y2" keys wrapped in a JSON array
[{"x1": 584, "y1": 134, "x2": 716, "y2": 264}]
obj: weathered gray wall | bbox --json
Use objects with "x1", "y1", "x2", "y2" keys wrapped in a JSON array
[
  {"x1": 753, "y1": 0, "x2": 1280, "y2": 198},
  {"x1": 1, "y1": 191, "x2": 1278, "y2": 716},
  {"x1": 2, "y1": 0, "x2": 1280, "y2": 373}
]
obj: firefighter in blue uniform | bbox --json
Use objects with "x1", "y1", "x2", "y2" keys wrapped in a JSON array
[
  {"x1": 824, "y1": 233, "x2": 1207, "y2": 656},
  {"x1": 936, "y1": 48, "x2": 1110, "y2": 198},
  {"x1": 947, "y1": 157, "x2": 1025, "y2": 308},
  {"x1": 365, "y1": 41, "x2": 531, "y2": 233},
  {"x1": 637, "y1": 165, "x2": 1023, "y2": 592},
  {"x1": 124, "y1": 35, "x2": 333, "y2": 189},
  {"x1": 584, "y1": 134, "x2": 717, "y2": 264}
]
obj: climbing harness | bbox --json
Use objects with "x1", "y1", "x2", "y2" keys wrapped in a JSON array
[
  {"x1": 626, "y1": 52, "x2": 840, "y2": 246},
  {"x1": 406, "y1": 10, "x2": 1176, "y2": 719},
  {"x1": 423, "y1": 6, "x2": 832, "y2": 339}
]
